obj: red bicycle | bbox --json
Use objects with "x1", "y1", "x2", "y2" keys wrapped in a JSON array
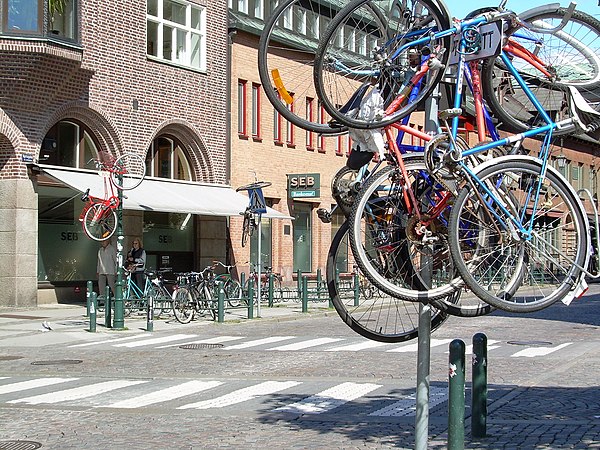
[{"x1": 79, "y1": 153, "x2": 145, "y2": 241}]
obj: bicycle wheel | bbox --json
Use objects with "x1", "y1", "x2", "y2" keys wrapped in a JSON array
[
  {"x1": 258, "y1": 0, "x2": 346, "y2": 134},
  {"x1": 482, "y1": 7, "x2": 600, "y2": 133},
  {"x1": 448, "y1": 158, "x2": 588, "y2": 313},
  {"x1": 348, "y1": 161, "x2": 462, "y2": 303},
  {"x1": 223, "y1": 278, "x2": 242, "y2": 308},
  {"x1": 172, "y1": 287, "x2": 195, "y2": 324},
  {"x1": 112, "y1": 153, "x2": 146, "y2": 190},
  {"x1": 327, "y1": 221, "x2": 448, "y2": 342},
  {"x1": 83, "y1": 204, "x2": 117, "y2": 241},
  {"x1": 314, "y1": 0, "x2": 450, "y2": 129},
  {"x1": 332, "y1": 166, "x2": 362, "y2": 217}
]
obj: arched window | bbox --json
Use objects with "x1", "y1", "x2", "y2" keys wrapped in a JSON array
[
  {"x1": 145, "y1": 136, "x2": 193, "y2": 180},
  {"x1": 41, "y1": 120, "x2": 99, "y2": 168}
]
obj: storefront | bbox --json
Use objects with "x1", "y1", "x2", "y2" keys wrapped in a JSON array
[{"x1": 35, "y1": 164, "x2": 288, "y2": 302}]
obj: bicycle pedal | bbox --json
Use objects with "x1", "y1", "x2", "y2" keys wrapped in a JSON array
[{"x1": 317, "y1": 208, "x2": 332, "y2": 223}]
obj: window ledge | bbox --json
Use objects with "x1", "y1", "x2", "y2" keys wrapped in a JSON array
[{"x1": 0, "y1": 36, "x2": 82, "y2": 62}]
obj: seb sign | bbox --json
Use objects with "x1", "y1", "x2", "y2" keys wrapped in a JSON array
[{"x1": 287, "y1": 173, "x2": 320, "y2": 199}]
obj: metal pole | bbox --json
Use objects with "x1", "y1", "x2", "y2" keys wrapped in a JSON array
[
  {"x1": 256, "y1": 214, "x2": 262, "y2": 318},
  {"x1": 415, "y1": 84, "x2": 440, "y2": 450},
  {"x1": 113, "y1": 184, "x2": 125, "y2": 329},
  {"x1": 448, "y1": 339, "x2": 466, "y2": 450},
  {"x1": 472, "y1": 333, "x2": 488, "y2": 438},
  {"x1": 415, "y1": 302, "x2": 432, "y2": 450}
]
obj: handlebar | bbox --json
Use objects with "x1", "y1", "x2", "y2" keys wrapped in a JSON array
[{"x1": 515, "y1": 2, "x2": 576, "y2": 35}]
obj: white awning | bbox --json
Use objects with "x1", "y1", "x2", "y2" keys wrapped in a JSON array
[{"x1": 39, "y1": 165, "x2": 291, "y2": 219}]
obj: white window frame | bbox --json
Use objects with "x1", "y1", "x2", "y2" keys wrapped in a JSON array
[{"x1": 147, "y1": 0, "x2": 207, "y2": 72}]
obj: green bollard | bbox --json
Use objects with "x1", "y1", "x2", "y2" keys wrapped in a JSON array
[
  {"x1": 89, "y1": 291, "x2": 97, "y2": 332},
  {"x1": 218, "y1": 282, "x2": 225, "y2": 323},
  {"x1": 316, "y1": 268, "x2": 322, "y2": 302},
  {"x1": 86, "y1": 280, "x2": 93, "y2": 317},
  {"x1": 302, "y1": 276, "x2": 308, "y2": 313},
  {"x1": 146, "y1": 295, "x2": 154, "y2": 332},
  {"x1": 353, "y1": 272, "x2": 360, "y2": 307},
  {"x1": 247, "y1": 281, "x2": 254, "y2": 319},
  {"x1": 472, "y1": 333, "x2": 488, "y2": 438},
  {"x1": 268, "y1": 273, "x2": 274, "y2": 308},
  {"x1": 448, "y1": 339, "x2": 466, "y2": 450},
  {"x1": 105, "y1": 287, "x2": 112, "y2": 329}
]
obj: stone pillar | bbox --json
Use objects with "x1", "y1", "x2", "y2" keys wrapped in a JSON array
[{"x1": 0, "y1": 178, "x2": 38, "y2": 307}]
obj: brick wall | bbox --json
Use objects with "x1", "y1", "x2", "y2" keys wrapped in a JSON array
[{"x1": 0, "y1": 0, "x2": 229, "y2": 183}]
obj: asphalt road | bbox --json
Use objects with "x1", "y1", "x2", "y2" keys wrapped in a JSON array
[{"x1": 1, "y1": 284, "x2": 599, "y2": 449}]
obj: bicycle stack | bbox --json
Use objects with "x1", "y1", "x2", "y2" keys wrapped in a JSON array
[{"x1": 258, "y1": 0, "x2": 600, "y2": 342}]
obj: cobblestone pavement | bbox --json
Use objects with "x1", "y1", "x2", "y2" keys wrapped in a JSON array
[{"x1": 0, "y1": 286, "x2": 599, "y2": 449}]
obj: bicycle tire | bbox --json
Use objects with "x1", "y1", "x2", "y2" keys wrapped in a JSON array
[
  {"x1": 172, "y1": 287, "x2": 195, "y2": 324},
  {"x1": 83, "y1": 204, "x2": 117, "y2": 241},
  {"x1": 332, "y1": 166, "x2": 362, "y2": 217},
  {"x1": 448, "y1": 157, "x2": 588, "y2": 313},
  {"x1": 348, "y1": 161, "x2": 462, "y2": 303},
  {"x1": 482, "y1": 7, "x2": 600, "y2": 134},
  {"x1": 241, "y1": 212, "x2": 251, "y2": 247},
  {"x1": 219, "y1": 277, "x2": 242, "y2": 308},
  {"x1": 327, "y1": 221, "x2": 448, "y2": 342},
  {"x1": 258, "y1": 0, "x2": 346, "y2": 134},
  {"x1": 112, "y1": 153, "x2": 146, "y2": 190},
  {"x1": 313, "y1": 0, "x2": 450, "y2": 130}
]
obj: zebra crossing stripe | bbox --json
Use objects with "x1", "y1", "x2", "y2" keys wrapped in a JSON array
[
  {"x1": 267, "y1": 337, "x2": 343, "y2": 351},
  {"x1": 101, "y1": 380, "x2": 223, "y2": 408},
  {"x1": 0, "y1": 378, "x2": 77, "y2": 395},
  {"x1": 274, "y1": 382, "x2": 381, "y2": 414},
  {"x1": 178, "y1": 381, "x2": 301, "y2": 410},
  {"x1": 69, "y1": 334, "x2": 151, "y2": 347},
  {"x1": 325, "y1": 341, "x2": 390, "y2": 352},
  {"x1": 7, "y1": 380, "x2": 149, "y2": 405},
  {"x1": 369, "y1": 386, "x2": 447, "y2": 417},
  {"x1": 510, "y1": 343, "x2": 572, "y2": 358},
  {"x1": 113, "y1": 334, "x2": 196, "y2": 348},
  {"x1": 386, "y1": 339, "x2": 453, "y2": 353},
  {"x1": 156, "y1": 336, "x2": 245, "y2": 349},
  {"x1": 223, "y1": 336, "x2": 295, "y2": 350}
]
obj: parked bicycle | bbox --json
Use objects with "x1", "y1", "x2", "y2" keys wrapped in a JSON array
[
  {"x1": 171, "y1": 267, "x2": 218, "y2": 323},
  {"x1": 212, "y1": 260, "x2": 243, "y2": 307},
  {"x1": 123, "y1": 266, "x2": 174, "y2": 318}
]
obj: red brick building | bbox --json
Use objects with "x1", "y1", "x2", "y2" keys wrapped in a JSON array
[{"x1": 0, "y1": 0, "x2": 241, "y2": 306}]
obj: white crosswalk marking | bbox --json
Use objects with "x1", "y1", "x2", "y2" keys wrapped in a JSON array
[
  {"x1": 386, "y1": 339, "x2": 453, "y2": 353},
  {"x1": 274, "y1": 382, "x2": 381, "y2": 414},
  {"x1": 69, "y1": 334, "x2": 150, "y2": 347},
  {"x1": 325, "y1": 341, "x2": 390, "y2": 352},
  {"x1": 223, "y1": 336, "x2": 295, "y2": 350},
  {"x1": 156, "y1": 335, "x2": 244, "y2": 349},
  {"x1": 456, "y1": 340, "x2": 501, "y2": 355},
  {"x1": 101, "y1": 380, "x2": 223, "y2": 409},
  {"x1": 178, "y1": 381, "x2": 301, "y2": 410},
  {"x1": 510, "y1": 343, "x2": 572, "y2": 358},
  {"x1": 7, "y1": 380, "x2": 149, "y2": 405},
  {"x1": 113, "y1": 334, "x2": 196, "y2": 348},
  {"x1": 267, "y1": 337, "x2": 343, "y2": 351},
  {"x1": 369, "y1": 386, "x2": 447, "y2": 417},
  {"x1": 0, "y1": 378, "x2": 77, "y2": 395}
]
